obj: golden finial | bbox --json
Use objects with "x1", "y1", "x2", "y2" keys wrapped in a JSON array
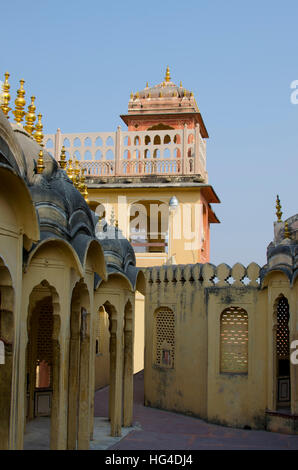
[
  {"x1": 59, "y1": 146, "x2": 67, "y2": 170},
  {"x1": 173, "y1": 90, "x2": 177, "y2": 97},
  {"x1": 34, "y1": 114, "x2": 44, "y2": 146},
  {"x1": 165, "y1": 66, "x2": 171, "y2": 83},
  {"x1": 73, "y1": 159, "x2": 80, "y2": 188},
  {"x1": 130, "y1": 91, "x2": 133, "y2": 99},
  {"x1": 79, "y1": 167, "x2": 86, "y2": 193},
  {"x1": 13, "y1": 79, "x2": 26, "y2": 124},
  {"x1": 159, "y1": 91, "x2": 163, "y2": 97},
  {"x1": 276, "y1": 195, "x2": 282, "y2": 222},
  {"x1": 66, "y1": 159, "x2": 74, "y2": 182},
  {"x1": 180, "y1": 81, "x2": 182, "y2": 87},
  {"x1": 146, "y1": 82, "x2": 149, "y2": 88},
  {"x1": 83, "y1": 184, "x2": 89, "y2": 203},
  {"x1": 136, "y1": 91, "x2": 140, "y2": 99},
  {"x1": 183, "y1": 88, "x2": 186, "y2": 97},
  {"x1": 24, "y1": 96, "x2": 36, "y2": 135},
  {"x1": 190, "y1": 91, "x2": 194, "y2": 97},
  {"x1": 148, "y1": 91, "x2": 151, "y2": 98},
  {"x1": 36, "y1": 149, "x2": 45, "y2": 174},
  {"x1": 284, "y1": 221, "x2": 290, "y2": 239},
  {"x1": 1, "y1": 72, "x2": 11, "y2": 118}
]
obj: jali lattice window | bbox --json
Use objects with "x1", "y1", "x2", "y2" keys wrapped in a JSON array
[
  {"x1": 154, "y1": 307, "x2": 175, "y2": 368},
  {"x1": 276, "y1": 297, "x2": 290, "y2": 360},
  {"x1": 220, "y1": 306, "x2": 248, "y2": 374}
]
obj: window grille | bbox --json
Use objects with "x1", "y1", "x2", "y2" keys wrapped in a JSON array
[
  {"x1": 220, "y1": 306, "x2": 248, "y2": 373},
  {"x1": 276, "y1": 297, "x2": 290, "y2": 360},
  {"x1": 154, "y1": 307, "x2": 175, "y2": 368}
]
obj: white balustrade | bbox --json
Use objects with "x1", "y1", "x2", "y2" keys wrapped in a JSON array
[{"x1": 44, "y1": 126, "x2": 207, "y2": 178}]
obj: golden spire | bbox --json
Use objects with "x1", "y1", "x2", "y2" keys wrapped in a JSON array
[
  {"x1": 183, "y1": 88, "x2": 186, "y2": 97},
  {"x1": 130, "y1": 91, "x2": 133, "y2": 99},
  {"x1": 136, "y1": 91, "x2": 140, "y2": 99},
  {"x1": 1, "y1": 72, "x2": 11, "y2": 118},
  {"x1": 165, "y1": 66, "x2": 171, "y2": 82},
  {"x1": 73, "y1": 159, "x2": 80, "y2": 188},
  {"x1": 180, "y1": 81, "x2": 182, "y2": 87},
  {"x1": 79, "y1": 167, "x2": 86, "y2": 194},
  {"x1": 24, "y1": 96, "x2": 36, "y2": 135},
  {"x1": 66, "y1": 159, "x2": 74, "y2": 182},
  {"x1": 13, "y1": 79, "x2": 26, "y2": 124},
  {"x1": 79, "y1": 168, "x2": 89, "y2": 202},
  {"x1": 276, "y1": 195, "x2": 282, "y2": 222},
  {"x1": 34, "y1": 114, "x2": 44, "y2": 145},
  {"x1": 59, "y1": 146, "x2": 67, "y2": 170},
  {"x1": 146, "y1": 82, "x2": 149, "y2": 88},
  {"x1": 36, "y1": 149, "x2": 45, "y2": 174},
  {"x1": 148, "y1": 91, "x2": 151, "y2": 98},
  {"x1": 190, "y1": 91, "x2": 194, "y2": 97},
  {"x1": 83, "y1": 184, "x2": 89, "y2": 203},
  {"x1": 284, "y1": 221, "x2": 290, "y2": 239},
  {"x1": 33, "y1": 113, "x2": 45, "y2": 174},
  {"x1": 159, "y1": 91, "x2": 163, "y2": 97}
]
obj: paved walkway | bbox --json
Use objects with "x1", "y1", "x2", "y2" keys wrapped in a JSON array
[{"x1": 94, "y1": 371, "x2": 298, "y2": 450}]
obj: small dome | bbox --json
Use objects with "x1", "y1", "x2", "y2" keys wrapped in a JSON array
[{"x1": 128, "y1": 67, "x2": 199, "y2": 114}]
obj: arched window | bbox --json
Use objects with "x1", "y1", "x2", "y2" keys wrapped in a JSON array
[
  {"x1": 154, "y1": 307, "x2": 175, "y2": 368},
  {"x1": 220, "y1": 307, "x2": 248, "y2": 374}
]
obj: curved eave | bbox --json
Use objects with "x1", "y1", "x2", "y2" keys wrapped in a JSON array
[
  {"x1": 83, "y1": 238, "x2": 107, "y2": 281},
  {"x1": 0, "y1": 164, "x2": 39, "y2": 245},
  {"x1": 25, "y1": 237, "x2": 84, "y2": 277}
]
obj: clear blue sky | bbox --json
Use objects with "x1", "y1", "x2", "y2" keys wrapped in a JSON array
[{"x1": 3, "y1": 0, "x2": 298, "y2": 267}]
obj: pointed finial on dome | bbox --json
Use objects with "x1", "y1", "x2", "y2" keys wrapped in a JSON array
[
  {"x1": 165, "y1": 66, "x2": 171, "y2": 83},
  {"x1": 180, "y1": 81, "x2": 182, "y2": 87},
  {"x1": 130, "y1": 91, "x2": 133, "y2": 99},
  {"x1": 284, "y1": 221, "x2": 291, "y2": 239},
  {"x1": 146, "y1": 82, "x2": 149, "y2": 88},
  {"x1": 34, "y1": 114, "x2": 44, "y2": 146},
  {"x1": 36, "y1": 149, "x2": 45, "y2": 174},
  {"x1": 66, "y1": 159, "x2": 74, "y2": 183},
  {"x1": 1, "y1": 72, "x2": 11, "y2": 118},
  {"x1": 73, "y1": 159, "x2": 80, "y2": 188},
  {"x1": 59, "y1": 145, "x2": 67, "y2": 170},
  {"x1": 24, "y1": 96, "x2": 36, "y2": 135},
  {"x1": 13, "y1": 79, "x2": 26, "y2": 124},
  {"x1": 276, "y1": 195, "x2": 282, "y2": 222}
]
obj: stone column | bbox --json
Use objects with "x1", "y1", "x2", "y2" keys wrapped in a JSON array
[
  {"x1": 194, "y1": 123, "x2": 201, "y2": 175},
  {"x1": 77, "y1": 310, "x2": 90, "y2": 450},
  {"x1": 0, "y1": 345, "x2": 13, "y2": 449},
  {"x1": 115, "y1": 126, "x2": 121, "y2": 176},
  {"x1": 54, "y1": 128, "x2": 62, "y2": 161},
  {"x1": 182, "y1": 124, "x2": 188, "y2": 175},
  {"x1": 123, "y1": 327, "x2": 133, "y2": 427},
  {"x1": 67, "y1": 330, "x2": 80, "y2": 449},
  {"x1": 109, "y1": 324, "x2": 123, "y2": 437},
  {"x1": 50, "y1": 336, "x2": 60, "y2": 449}
]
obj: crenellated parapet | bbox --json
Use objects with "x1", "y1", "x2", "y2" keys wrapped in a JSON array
[{"x1": 142, "y1": 261, "x2": 261, "y2": 290}]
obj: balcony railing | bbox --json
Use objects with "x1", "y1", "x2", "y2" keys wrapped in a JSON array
[{"x1": 44, "y1": 125, "x2": 207, "y2": 179}]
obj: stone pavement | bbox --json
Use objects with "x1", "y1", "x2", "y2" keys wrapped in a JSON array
[
  {"x1": 24, "y1": 416, "x2": 137, "y2": 450},
  {"x1": 94, "y1": 371, "x2": 298, "y2": 450}
]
